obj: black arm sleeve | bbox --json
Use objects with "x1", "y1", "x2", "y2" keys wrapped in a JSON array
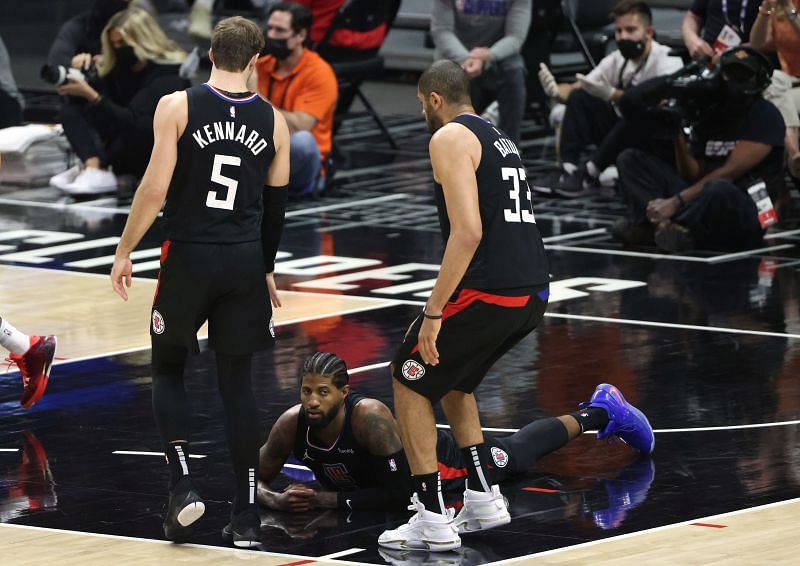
[
  {"x1": 262, "y1": 185, "x2": 288, "y2": 272},
  {"x1": 336, "y1": 449, "x2": 413, "y2": 511}
]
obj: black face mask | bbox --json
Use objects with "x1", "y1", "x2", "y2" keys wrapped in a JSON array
[
  {"x1": 618, "y1": 39, "x2": 646, "y2": 60},
  {"x1": 265, "y1": 37, "x2": 293, "y2": 60},
  {"x1": 114, "y1": 45, "x2": 139, "y2": 70}
]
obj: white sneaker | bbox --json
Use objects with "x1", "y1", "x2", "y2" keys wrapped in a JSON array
[
  {"x1": 378, "y1": 494, "x2": 461, "y2": 552},
  {"x1": 453, "y1": 485, "x2": 510, "y2": 534},
  {"x1": 599, "y1": 165, "x2": 619, "y2": 188},
  {"x1": 480, "y1": 100, "x2": 500, "y2": 126},
  {"x1": 61, "y1": 168, "x2": 117, "y2": 195},
  {"x1": 49, "y1": 165, "x2": 81, "y2": 190}
]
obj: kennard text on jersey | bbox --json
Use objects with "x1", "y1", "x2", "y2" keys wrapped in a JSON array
[{"x1": 191, "y1": 120, "x2": 269, "y2": 156}]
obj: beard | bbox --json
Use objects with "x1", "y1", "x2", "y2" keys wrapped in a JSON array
[
  {"x1": 425, "y1": 113, "x2": 443, "y2": 134},
  {"x1": 302, "y1": 400, "x2": 344, "y2": 430}
]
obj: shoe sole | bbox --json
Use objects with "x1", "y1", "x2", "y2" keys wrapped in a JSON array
[
  {"x1": 233, "y1": 538, "x2": 260, "y2": 548},
  {"x1": 177, "y1": 501, "x2": 205, "y2": 527},
  {"x1": 456, "y1": 512, "x2": 511, "y2": 533},
  {"x1": 21, "y1": 337, "x2": 56, "y2": 409},
  {"x1": 378, "y1": 538, "x2": 461, "y2": 552}
]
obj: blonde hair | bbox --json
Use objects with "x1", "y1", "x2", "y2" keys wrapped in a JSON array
[{"x1": 98, "y1": 7, "x2": 186, "y2": 76}]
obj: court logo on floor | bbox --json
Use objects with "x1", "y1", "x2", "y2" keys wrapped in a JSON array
[
  {"x1": 491, "y1": 447, "x2": 509, "y2": 468},
  {"x1": 402, "y1": 359, "x2": 425, "y2": 380},
  {"x1": 152, "y1": 309, "x2": 165, "y2": 335}
]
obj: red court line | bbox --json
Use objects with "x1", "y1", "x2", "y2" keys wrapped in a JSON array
[
  {"x1": 522, "y1": 487, "x2": 561, "y2": 493},
  {"x1": 691, "y1": 522, "x2": 727, "y2": 528},
  {"x1": 280, "y1": 560, "x2": 316, "y2": 566}
]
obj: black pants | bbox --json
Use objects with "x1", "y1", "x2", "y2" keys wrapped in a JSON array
[
  {"x1": 0, "y1": 89, "x2": 22, "y2": 128},
  {"x1": 617, "y1": 148, "x2": 764, "y2": 250},
  {"x1": 470, "y1": 64, "x2": 526, "y2": 145},
  {"x1": 60, "y1": 97, "x2": 149, "y2": 176},
  {"x1": 559, "y1": 89, "x2": 619, "y2": 166}
]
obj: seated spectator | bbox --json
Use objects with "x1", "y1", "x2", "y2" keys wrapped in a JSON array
[
  {"x1": 50, "y1": 7, "x2": 189, "y2": 194},
  {"x1": 251, "y1": 2, "x2": 337, "y2": 197},
  {"x1": 537, "y1": 0, "x2": 682, "y2": 197},
  {"x1": 0, "y1": 35, "x2": 24, "y2": 128},
  {"x1": 750, "y1": 0, "x2": 800, "y2": 177},
  {"x1": 296, "y1": 0, "x2": 390, "y2": 56},
  {"x1": 682, "y1": 0, "x2": 799, "y2": 181},
  {"x1": 431, "y1": 0, "x2": 531, "y2": 145},
  {"x1": 614, "y1": 48, "x2": 784, "y2": 253}
]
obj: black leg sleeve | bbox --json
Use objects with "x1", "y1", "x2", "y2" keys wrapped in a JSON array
[
  {"x1": 487, "y1": 417, "x2": 569, "y2": 483},
  {"x1": 151, "y1": 340, "x2": 190, "y2": 445},
  {"x1": 261, "y1": 185, "x2": 288, "y2": 273}
]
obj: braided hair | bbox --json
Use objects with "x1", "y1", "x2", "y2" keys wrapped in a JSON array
[{"x1": 300, "y1": 352, "x2": 349, "y2": 389}]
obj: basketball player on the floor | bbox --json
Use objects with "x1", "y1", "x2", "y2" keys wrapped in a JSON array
[
  {"x1": 380, "y1": 59, "x2": 552, "y2": 551},
  {"x1": 257, "y1": 352, "x2": 654, "y2": 513},
  {"x1": 110, "y1": 16, "x2": 289, "y2": 547},
  {"x1": 0, "y1": 316, "x2": 56, "y2": 409}
]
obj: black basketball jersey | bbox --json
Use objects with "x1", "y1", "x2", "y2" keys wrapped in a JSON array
[
  {"x1": 164, "y1": 83, "x2": 276, "y2": 243},
  {"x1": 292, "y1": 391, "x2": 375, "y2": 491},
  {"x1": 434, "y1": 114, "x2": 549, "y2": 290}
]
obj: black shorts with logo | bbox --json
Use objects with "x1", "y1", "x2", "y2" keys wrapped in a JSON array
[
  {"x1": 151, "y1": 240, "x2": 273, "y2": 355},
  {"x1": 392, "y1": 287, "x2": 548, "y2": 403}
]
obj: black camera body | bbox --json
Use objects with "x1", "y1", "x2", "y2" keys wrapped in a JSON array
[
  {"x1": 650, "y1": 60, "x2": 724, "y2": 123},
  {"x1": 40, "y1": 64, "x2": 98, "y2": 86}
]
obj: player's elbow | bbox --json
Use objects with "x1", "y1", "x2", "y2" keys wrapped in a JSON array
[{"x1": 453, "y1": 225, "x2": 482, "y2": 250}]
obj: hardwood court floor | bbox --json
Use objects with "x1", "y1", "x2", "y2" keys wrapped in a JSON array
[{"x1": 2, "y1": 113, "x2": 800, "y2": 564}]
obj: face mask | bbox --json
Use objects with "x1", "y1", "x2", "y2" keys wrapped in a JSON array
[
  {"x1": 265, "y1": 37, "x2": 293, "y2": 60},
  {"x1": 617, "y1": 39, "x2": 646, "y2": 60},
  {"x1": 114, "y1": 45, "x2": 138, "y2": 70}
]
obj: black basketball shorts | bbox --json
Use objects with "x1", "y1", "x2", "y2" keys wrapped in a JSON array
[
  {"x1": 392, "y1": 287, "x2": 548, "y2": 403},
  {"x1": 151, "y1": 240, "x2": 274, "y2": 355}
]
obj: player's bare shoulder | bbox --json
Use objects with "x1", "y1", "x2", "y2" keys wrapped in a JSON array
[
  {"x1": 155, "y1": 90, "x2": 188, "y2": 134},
  {"x1": 351, "y1": 398, "x2": 402, "y2": 456},
  {"x1": 429, "y1": 121, "x2": 480, "y2": 158}
]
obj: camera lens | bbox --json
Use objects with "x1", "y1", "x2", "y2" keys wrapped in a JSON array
[{"x1": 40, "y1": 64, "x2": 68, "y2": 86}]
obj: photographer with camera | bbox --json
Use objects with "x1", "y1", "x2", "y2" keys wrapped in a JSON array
[
  {"x1": 49, "y1": 7, "x2": 188, "y2": 195},
  {"x1": 613, "y1": 47, "x2": 785, "y2": 253},
  {"x1": 537, "y1": 1, "x2": 682, "y2": 197}
]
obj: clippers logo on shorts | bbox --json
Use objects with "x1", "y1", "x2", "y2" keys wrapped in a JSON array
[
  {"x1": 491, "y1": 446, "x2": 509, "y2": 468},
  {"x1": 152, "y1": 310, "x2": 165, "y2": 335},
  {"x1": 268, "y1": 318, "x2": 275, "y2": 338},
  {"x1": 389, "y1": 458, "x2": 397, "y2": 472},
  {"x1": 402, "y1": 359, "x2": 425, "y2": 381}
]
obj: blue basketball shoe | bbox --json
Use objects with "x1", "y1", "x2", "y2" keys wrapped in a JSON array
[{"x1": 579, "y1": 384, "x2": 655, "y2": 454}]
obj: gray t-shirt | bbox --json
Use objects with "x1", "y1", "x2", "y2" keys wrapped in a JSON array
[
  {"x1": 431, "y1": 0, "x2": 532, "y2": 66},
  {"x1": 0, "y1": 35, "x2": 23, "y2": 108}
]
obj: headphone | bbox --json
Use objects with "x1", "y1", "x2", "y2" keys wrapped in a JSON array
[{"x1": 718, "y1": 46, "x2": 773, "y2": 95}]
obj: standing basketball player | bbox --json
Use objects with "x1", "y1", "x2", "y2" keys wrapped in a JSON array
[
  {"x1": 379, "y1": 60, "x2": 552, "y2": 552},
  {"x1": 110, "y1": 16, "x2": 290, "y2": 547}
]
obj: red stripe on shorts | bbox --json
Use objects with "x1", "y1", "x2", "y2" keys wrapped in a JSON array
[
  {"x1": 153, "y1": 240, "x2": 171, "y2": 304},
  {"x1": 410, "y1": 289, "x2": 530, "y2": 354},
  {"x1": 438, "y1": 461, "x2": 468, "y2": 480}
]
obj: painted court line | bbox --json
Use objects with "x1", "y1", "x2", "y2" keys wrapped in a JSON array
[
  {"x1": 541, "y1": 228, "x2": 608, "y2": 243},
  {"x1": 0, "y1": 523, "x2": 374, "y2": 565},
  {"x1": 707, "y1": 244, "x2": 795, "y2": 263},
  {"x1": 113, "y1": 450, "x2": 206, "y2": 459},
  {"x1": 481, "y1": 497, "x2": 800, "y2": 565},
  {"x1": 0, "y1": 448, "x2": 20, "y2": 452},
  {"x1": 319, "y1": 548, "x2": 366, "y2": 559},
  {"x1": 284, "y1": 194, "x2": 408, "y2": 217}
]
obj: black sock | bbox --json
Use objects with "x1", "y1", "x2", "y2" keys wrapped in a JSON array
[
  {"x1": 217, "y1": 353, "x2": 261, "y2": 513},
  {"x1": 165, "y1": 442, "x2": 190, "y2": 489},
  {"x1": 413, "y1": 472, "x2": 445, "y2": 515},
  {"x1": 570, "y1": 407, "x2": 609, "y2": 433},
  {"x1": 461, "y1": 443, "x2": 492, "y2": 493}
]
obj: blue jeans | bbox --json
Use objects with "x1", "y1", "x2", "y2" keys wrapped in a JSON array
[{"x1": 289, "y1": 131, "x2": 321, "y2": 194}]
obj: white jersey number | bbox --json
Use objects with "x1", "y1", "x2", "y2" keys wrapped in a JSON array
[
  {"x1": 502, "y1": 167, "x2": 536, "y2": 224},
  {"x1": 206, "y1": 154, "x2": 241, "y2": 210}
]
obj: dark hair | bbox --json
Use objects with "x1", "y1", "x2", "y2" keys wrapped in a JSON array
[
  {"x1": 611, "y1": 0, "x2": 652, "y2": 26},
  {"x1": 268, "y1": 2, "x2": 313, "y2": 35},
  {"x1": 211, "y1": 16, "x2": 265, "y2": 72},
  {"x1": 418, "y1": 60, "x2": 472, "y2": 105},
  {"x1": 301, "y1": 352, "x2": 349, "y2": 389}
]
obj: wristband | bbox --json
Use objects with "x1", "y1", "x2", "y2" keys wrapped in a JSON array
[{"x1": 422, "y1": 310, "x2": 442, "y2": 320}]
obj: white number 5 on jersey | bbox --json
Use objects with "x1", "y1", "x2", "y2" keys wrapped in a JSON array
[{"x1": 206, "y1": 154, "x2": 241, "y2": 210}]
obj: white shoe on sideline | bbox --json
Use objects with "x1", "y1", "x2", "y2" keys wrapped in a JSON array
[
  {"x1": 453, "y1": 485, "x2": 510, "y2": 534},
  {"x1": 61, "y1": 167, "x2": 117, "y2": 195},
  {"x1": 188, "y1": 2, "x2": 212, "y2": 39},
  {"x1": 378, "y1": 494, "x2": 461, "y2": 552},
  {"x1": 49, "y1": 165, "x2": 81, "y2": 190},
  {"x1": 481, "y1": 100, "x2": 500, "y2": 126}
]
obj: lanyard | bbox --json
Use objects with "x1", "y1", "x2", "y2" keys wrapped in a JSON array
[
  {"x1": 616, "y1": 54, "x2": 648, "y2": 90},
  {"x1": 721, "y1": 0, "x2": 749, "y2": 34}
]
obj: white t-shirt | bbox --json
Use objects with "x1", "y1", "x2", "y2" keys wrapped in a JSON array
[{"x1": 587, "y1": 41, "x2": 683, "y2": 90}]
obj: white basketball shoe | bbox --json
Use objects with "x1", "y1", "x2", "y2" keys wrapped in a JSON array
[
  {"x1": 453, "y1": 485, "x2": 511, "y2": 534},
  {"x1": 378, "y1": 493, "x2": 461, "y2": 552}
]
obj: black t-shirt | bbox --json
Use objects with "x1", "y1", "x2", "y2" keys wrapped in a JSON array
[
  {"x1": 690, "y1": 98, "x2": 785, "y2": 192},
  {"x1": 164, "y1": 83, "x2": 276, "y2": 244},
  {"x1": 690, "y1": 0, "x2": 761, "y2": 44},
  {"x1": 434, "y1": 114, "x2": 549, "y2": 291}
]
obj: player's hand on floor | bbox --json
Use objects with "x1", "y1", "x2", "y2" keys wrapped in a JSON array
[
  {"x1": 418, "y1": 317, "x2": 441, "y2": 366},
  {"x1": 110, "y1": 255, "x2": 133, "y2": 301},
  {"x1": 266, "y1": 272, "x2": 282, "y2": 307},
  {"x1": 280, "y1": 483, "x2": 316, "y2": 512}
]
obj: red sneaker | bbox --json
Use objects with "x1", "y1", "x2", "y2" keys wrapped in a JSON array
[{"x1": 8, "y1": 335, "x2": 57, "y2": 409}]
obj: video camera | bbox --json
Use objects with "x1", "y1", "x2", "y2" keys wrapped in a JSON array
[{"x1": 40, "y1": 63, "x2": 98, "y2": 87}]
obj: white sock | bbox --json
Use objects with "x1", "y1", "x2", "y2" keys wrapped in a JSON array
[
  {"x1": 562, "y1": 162, "x2": 577, "y2": 175},
  {"x1": 194, "y1": 0, "x2": 214, "y2": 10},
  {"x1": 0, "y1": 318, "x2": 30, "y2": 355},
  {"x1": 585, "y1": 161, "x2": 600, "y2": 178}
]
